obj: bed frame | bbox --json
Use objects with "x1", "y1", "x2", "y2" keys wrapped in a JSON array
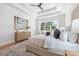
[{"x1": 26, "y1": 45, "x2": 64, "y2": 56}]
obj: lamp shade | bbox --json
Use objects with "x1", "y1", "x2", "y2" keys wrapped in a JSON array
[{"x1": 71, "y1": 19, "x2": 79, "y2": 33}]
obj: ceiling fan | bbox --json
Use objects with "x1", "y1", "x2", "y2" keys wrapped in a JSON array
[{"x1": 30, "y1": 3, "x2": 43, "y2": 10}]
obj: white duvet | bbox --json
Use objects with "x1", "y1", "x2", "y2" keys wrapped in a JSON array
[
  {"x1": 29, "y1": 34, "x2": 79, "y2": 51},
  {"x1": 44, "y1": 37, "x2": 79, "y2": 51}
]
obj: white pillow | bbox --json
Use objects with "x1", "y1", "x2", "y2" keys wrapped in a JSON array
[
  {"x1": 50, "y1": 30, "x2": 54, "y2": 37},
  {"x1": 68, "y1": 32, "x2": 77, "y2": 43},
  {"x1": 60, "y1": 31, "x2": 68, "y2": 42}
]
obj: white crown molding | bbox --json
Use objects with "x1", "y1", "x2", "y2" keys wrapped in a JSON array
[
  {"x1": 37, "y1": 11, "x2": 61, "y2": 17},
  {"x1": 37, "y1": 7, "x2": 56, "y2": 14},
  {"x1": 37, "y1": 13, "x2": 64, "y2": 19}
]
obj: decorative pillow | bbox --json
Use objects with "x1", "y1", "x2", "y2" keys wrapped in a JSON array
[
  {"x1": 50, "y1": 30, "x2": 54, "y2": 37},
  {"x1": 60, "y1": 31, "x2": 68, "y2": 41},
  {"x1": 46, "y1": 32, "x2": 50, "y2": 36},
  {"x1": 53, "y1": 29, "x2": 61, "y2": 39},
  {"x1": 68, "y1": 32, "x2": 77, "y2": 43}
]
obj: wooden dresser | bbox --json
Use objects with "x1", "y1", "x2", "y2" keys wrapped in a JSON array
[{"x1": 15, "y1": 31, "x2": 31, "y2": 42}]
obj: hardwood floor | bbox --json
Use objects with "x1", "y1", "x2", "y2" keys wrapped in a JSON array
[
  {"x1": 0, "y1": 40, "x2": 27, "y2": 50},
  {"x1": 0, "y1": 39, "x2": 37, "y2": 56}
]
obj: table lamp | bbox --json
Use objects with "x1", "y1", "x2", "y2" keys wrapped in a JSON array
[{"x1": 71, "y1": 19, "x2": 79, "y2": 43}]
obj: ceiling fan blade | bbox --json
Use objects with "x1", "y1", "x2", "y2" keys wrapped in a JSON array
[
  {"x1": 39, "y1": 7, "x2": 43, "y2": 10},
  {"x1": 30, "y1": 5, "x2": 38, "y2": 6},
  {"x1": 29, "y1": 3, "x2": 43, "y2": 10},
  {"x1": 38, "y1": 3, "x2": 42, "y2": 6}
]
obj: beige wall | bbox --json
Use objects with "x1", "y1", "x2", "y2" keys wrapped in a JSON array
[
  {"x1": 64, "y1": 4, "x2": 78, "y2": 27},
  {"x1": 72, "y1": 5, "x2": 79, "y2": 20}
]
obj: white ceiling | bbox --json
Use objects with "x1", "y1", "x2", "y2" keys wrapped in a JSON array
[
  {"x1": 26, "y1": 3, "x2": 79, "y2": 17},
  {"x1": 27, "y1": 3, "x2": 58, "y2": 12},
  {"x1": 4, "y1": 3, "x2": 79, "y2": 18}
]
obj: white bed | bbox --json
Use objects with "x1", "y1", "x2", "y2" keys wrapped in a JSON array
[{"x1": 28, "y1": 34, "x2": 79, "y2": 51}]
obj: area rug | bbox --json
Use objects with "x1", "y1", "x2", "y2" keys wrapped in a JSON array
[{"x1": 0, "y1": 40, "x2": 37, "y2": 56}]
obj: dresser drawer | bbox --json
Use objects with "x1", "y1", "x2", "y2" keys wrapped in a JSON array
[{"x1": 15, "y1": 31, "x2": 31, "y2": 42}]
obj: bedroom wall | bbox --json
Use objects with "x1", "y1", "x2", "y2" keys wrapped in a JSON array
[
  {"x1": 35, "y1": 14, "x2": 65, "y2": 34},
  {"x1": 65, "y1": 4, "x2": 79, "y2": 27},
  {"x1": 72, "y1": 5, "x2": 79, "y2": 20},
  {"x1": 63, "y1": 4, "x2": 79, "y2": 31},
  {"x1": 0, "y1": 4, "x2": 36, "y2": 46}
]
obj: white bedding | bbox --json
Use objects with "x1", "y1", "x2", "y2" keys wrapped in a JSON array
[
  {"x1": 54, "y1": 39, "x2": 79, "y2": 51},
  {"x1": 29, "y1": 34, "x2": 79, "y2": 51}
]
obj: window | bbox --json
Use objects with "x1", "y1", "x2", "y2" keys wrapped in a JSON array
[
  {"x1": 40, "y1": 22, "x2": 56, "y2": 32},
  {"x1": 41, "y1": 23, "x2": 46, "y2": 31}
]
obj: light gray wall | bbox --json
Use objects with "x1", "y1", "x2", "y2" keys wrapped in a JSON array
[
  {"x1": 35, "y1": 14, "x2": 65, "y2": 34},
  {"x1": 0, "y1": 4, "x2": 36, "y2": 46}
]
